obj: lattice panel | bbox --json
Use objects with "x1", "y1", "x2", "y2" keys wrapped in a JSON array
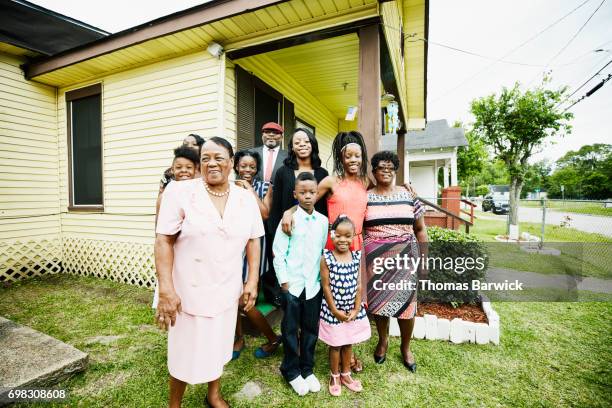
[
  {"x1": 0, "y1": 238, "x2": 62, "y2": 282},
  {"x1": 62, "y1": 237, "x2": 155, "y2": 288}
]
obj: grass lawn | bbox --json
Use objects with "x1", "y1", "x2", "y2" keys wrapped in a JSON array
[
  {"x1": 470, "y1": 217, "x2": 611, "y2": 279},
  {"x1": 1, "y1": 274, "x2": 611, "y2": 407},
  {"x1": 519, "y1": 201, "x2": 612, "y2": 217}
]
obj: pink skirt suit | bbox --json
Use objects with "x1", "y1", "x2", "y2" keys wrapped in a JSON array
[{"x1": 156, "y1": 179, "x2": 265, "y2": 384}]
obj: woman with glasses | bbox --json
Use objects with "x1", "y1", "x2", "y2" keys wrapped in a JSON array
[{"x1": 363, "y1": 150, "x2": 428, "y2": 373}]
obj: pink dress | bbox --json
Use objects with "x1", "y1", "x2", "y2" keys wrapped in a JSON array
[
  {"x1": 156, "y1": 179, "x2": 264, "y2": 384},
  {"x1": 319, "y1": 250, "x2": 371, "y2": 347}
]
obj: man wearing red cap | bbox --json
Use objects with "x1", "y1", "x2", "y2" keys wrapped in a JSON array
[
  {"x1": 253, "y1": 122, "x2": 288, "y2": 183},
  {"x1": 252, "y1": 122, "x2": 288, "y2": 306}
]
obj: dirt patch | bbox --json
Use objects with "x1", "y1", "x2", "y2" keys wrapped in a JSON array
[
  {"x1": 74, "y1": 371, "x2": 131, "y2": 397},
  {"x1": 417, "y1": 302, "x2": 488, "y2": 323}
]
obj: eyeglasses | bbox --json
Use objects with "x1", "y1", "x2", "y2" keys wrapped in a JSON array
[
  {"x1": 263, "y1": 130, "x2": 282, "y2": 135},
  {"x1": 376, "y1": 166, "x2": 396, "y2": 173}
]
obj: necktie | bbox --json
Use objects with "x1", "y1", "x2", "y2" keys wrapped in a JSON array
[{"x1": 264, "y1": 148, "x2": 274, "y2": 182}]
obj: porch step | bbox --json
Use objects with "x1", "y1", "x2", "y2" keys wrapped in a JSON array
[
  {"x1": 0, "y1": 317, "x2": 88, "y2": 406},
  {"x1": 240, "y1": 293, "x2": 283, "y2": 336}
]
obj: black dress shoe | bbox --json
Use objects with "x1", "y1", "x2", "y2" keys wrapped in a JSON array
[
  {"x1": 374, "y1": 353, "x2": 386, "y2": 364},
  {"x1": 403, "y1": 360, "x2": 417, "y2": 373}
]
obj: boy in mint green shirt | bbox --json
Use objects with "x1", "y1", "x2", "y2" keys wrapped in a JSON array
[{"x1": 273, "y1": 172, "x2": 327, "y2": 396}]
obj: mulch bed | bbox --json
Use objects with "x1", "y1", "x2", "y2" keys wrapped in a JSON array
[{"x1": 417, "y1": 302, "x2": 488, "y2": 323}]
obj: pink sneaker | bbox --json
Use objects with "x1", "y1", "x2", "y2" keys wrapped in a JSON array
[
  {"x1": 340, "y1": 372, "x2": 363, "y2": 392},
  {"x1": 328, "y1": 373, "x2": 341, "y2": 396}
]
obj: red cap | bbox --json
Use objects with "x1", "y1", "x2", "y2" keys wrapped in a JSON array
[{"x1": 262, "y1": 122, "x2": 283, "y2": 133}]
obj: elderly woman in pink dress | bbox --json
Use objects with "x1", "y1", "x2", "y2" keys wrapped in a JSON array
[{"x1": 155, "y1": 137, "x2": 264, "y2": 408}]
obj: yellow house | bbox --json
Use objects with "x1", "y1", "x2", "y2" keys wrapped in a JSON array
[{"x1": 0, "y1": 0, "x2": 428, "y2": 287}]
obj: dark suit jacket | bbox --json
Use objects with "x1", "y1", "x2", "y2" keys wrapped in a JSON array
[{"x1": 252, "y1": 146, "x2": 288, "y2": 183}]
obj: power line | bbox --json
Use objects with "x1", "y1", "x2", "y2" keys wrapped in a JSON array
[
  {"x1": 528, "y1": 0, "x2": 608, "y2": 86},
  {"x1": 564, "y1": 58, "x2": 612, "y2": 102},
  {"x1": 563, "y1": 73, "x2": 612, "y2": 111},
  {"x1": 547, "y1": 0, "x2": 607, "y2": 66},
  {"x1": 429, "y1": 0, "x2": 595, "y2": 101},
  {"x1": 407, "y1": 36, "x2": 603, "y2": 68}
]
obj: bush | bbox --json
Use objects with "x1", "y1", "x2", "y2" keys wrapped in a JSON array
[
  {"x1": 418, "y1": 227, "x2": 489, "y2": 305},
  {"x1": 475, "y1": 185, "x2": 489, "y2": 197}
]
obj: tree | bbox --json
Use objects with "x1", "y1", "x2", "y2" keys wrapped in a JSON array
[
  {"x1": 471, "y1": 82, "x2": 572, "y2": 234},
  {"x1": 549, "y1": 144, "x2": 612, "y2": 199},
  {"x1": 521, "y1": 160, "x2": 551, "y2": 198},
  {"x1": 456, "y1": 126, "x2": 489, "y2": 196},
  {"x1": 547, "y1": 166, "x2": 581, "y2": 198},
  {"x1": 471, "y1": 159, "x2": 510, "y2": 189},
  {"x1": 556, "y1": 143, "x2": 611, "y2": 172}
]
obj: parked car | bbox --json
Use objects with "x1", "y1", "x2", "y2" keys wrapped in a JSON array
[{"x1": 482, "y1": 194, "x2": 510, "y2": 214}]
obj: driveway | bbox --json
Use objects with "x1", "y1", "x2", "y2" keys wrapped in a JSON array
[{"x1": 477, "y1": 205, "x2": 612, "y2": 237}]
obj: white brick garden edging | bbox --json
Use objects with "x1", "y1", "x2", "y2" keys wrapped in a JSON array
[{"x1": 389, "y1": 296, "x2": 500, "y2": 345}]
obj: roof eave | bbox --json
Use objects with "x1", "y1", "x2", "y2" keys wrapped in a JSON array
[{"x1": 24, "y1": 0, "x2": 289, "y2": 80}]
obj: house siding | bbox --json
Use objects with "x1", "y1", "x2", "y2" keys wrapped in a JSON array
[
  {"x1": 56, "y1": 51, "x2": 223, "y2": 287},
  {"x1": 0, "y1": 52, "x2": 61, "y2": 281}
]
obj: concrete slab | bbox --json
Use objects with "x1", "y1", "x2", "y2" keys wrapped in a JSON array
[{"x1": 0, "y1": 317, "x2": 88, "y2": 405}]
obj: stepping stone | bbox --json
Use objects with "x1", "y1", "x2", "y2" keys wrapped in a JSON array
[
  {"x1": 85, "y1": 335, "x2": 124, "y2": 346},
  {"x1": 0, "y1": 317, "x2": 88, "y2": 403},
  {"x1": 233, "y1": 381, "x2": 262, "y2": 401}
]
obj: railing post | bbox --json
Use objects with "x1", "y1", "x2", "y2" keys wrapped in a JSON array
[{"x1": 540, "y1": 198, "x2": 546, "y2": 249}]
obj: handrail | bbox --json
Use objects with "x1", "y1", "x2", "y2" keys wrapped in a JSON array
[
  {"x1": 419, "y1": 197, "x2": 474, "y2": 233},
  {"x1": 460, "y1": 198, "x2": 476, "y2": 224},
  {"x1": 461, "y1": 198, "x2": 477, "y2": 207}
]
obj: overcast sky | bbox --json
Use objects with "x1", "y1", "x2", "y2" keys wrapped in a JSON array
[{"x1": 32, "y1": 0, "x2": 612, "y2": 163}]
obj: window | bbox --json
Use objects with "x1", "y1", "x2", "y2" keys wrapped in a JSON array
[{"x1": 66, "y1": 84, "x2": 103, "y2": 210}]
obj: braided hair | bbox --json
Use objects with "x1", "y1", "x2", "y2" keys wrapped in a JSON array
[
  {"x1": 330, "y1": 214, "x2": 355, "y2": 238},
  {"x1": 331, "y1": 131, "x2": 368, "y2": 180}
]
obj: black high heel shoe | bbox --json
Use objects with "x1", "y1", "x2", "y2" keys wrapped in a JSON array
[
  {"x1": 374, "y1": 353, "x2": 386, "y2": 364},
  {"x1": 403, "y1": 359, "x2": 417, "y2": 372}
]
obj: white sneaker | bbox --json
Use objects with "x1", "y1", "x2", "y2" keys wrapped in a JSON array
[
  {"x1": 289, "y1": 375, "x2": 309, "y2": 396},
  {"x1": 304, "y1": 374, "x2": 321, "y2": 393}
]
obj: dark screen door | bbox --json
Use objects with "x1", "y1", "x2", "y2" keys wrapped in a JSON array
[{"x1": 254, "y1": 87, "x2": 280, "y2": 148}]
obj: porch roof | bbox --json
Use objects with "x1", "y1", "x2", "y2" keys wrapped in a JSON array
[
  {"x1": 381, "y1": 119, "x2": 467, "y2": 151},
  {"x1": 24, "y1": 0, "x2": 380, "y2": 85}
]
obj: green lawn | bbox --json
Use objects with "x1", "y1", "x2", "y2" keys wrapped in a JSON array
[
  {"x1": 470, "y1": 217, "x2": 611, "y2": 279},
  {"x1": 520, "y1": 200, "x2": 612, "y2": 217},
  {"x1": 1, "y1": 274, "x2": 611, "y2": 407}
]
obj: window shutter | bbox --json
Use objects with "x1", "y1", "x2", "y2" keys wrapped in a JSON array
[
  {"x1": 283, "y1": 97, "x2": 295, "y2": 149},
  {"x1": 235, "y1": 65, "x2": 255, "y2": 151}
]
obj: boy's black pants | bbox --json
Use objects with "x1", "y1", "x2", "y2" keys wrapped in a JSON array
[{"x1": 280, "y1": 289, "x2": 322, "y2": 382}]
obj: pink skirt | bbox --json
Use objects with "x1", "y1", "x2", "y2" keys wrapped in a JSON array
[
  {"x1": 319, "y1": 317, "x2": 371, "y2": 347},
  {"x1": 167, "y1": 304, "x2": 237, "y2": 384}
]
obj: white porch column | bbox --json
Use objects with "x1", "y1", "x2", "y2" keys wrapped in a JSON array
[
  {"x1": 450, "y1": 150, "x2": 458, "y2": 186},
  {"x1": 405, "y1": 158, "x2": 410, "y2": 183},
  {"x1": 442, "y1": 163, "x2": 449, "y2": 188}
]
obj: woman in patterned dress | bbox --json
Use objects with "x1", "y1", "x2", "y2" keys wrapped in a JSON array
[
  {"x1": 364, "y1": 151, "x2": 428, "y2": 372},
  {"x1": 232, "y1": 150, "x2": 281, "y2": 359}
]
